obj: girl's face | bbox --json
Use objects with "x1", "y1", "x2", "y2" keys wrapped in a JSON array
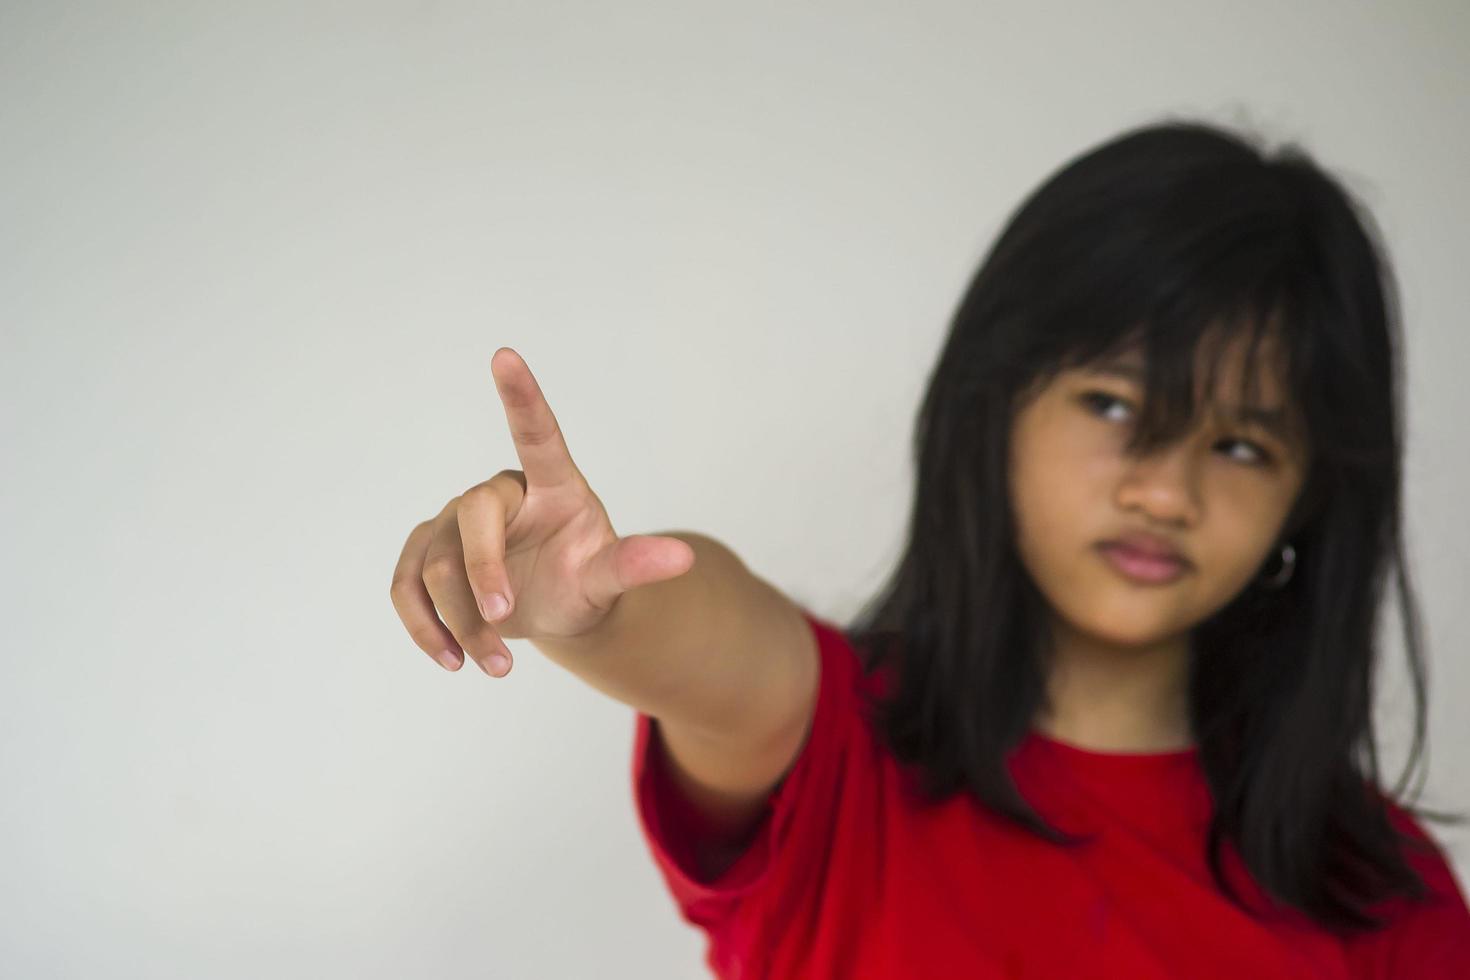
[{"x1": 1007, "y1": 334, "x2": 1309, "y2": 652}]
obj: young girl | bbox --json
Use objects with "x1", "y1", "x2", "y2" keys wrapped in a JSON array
[{"x1": 390, "y1": 116, "x2": 1470, "y2": 977}]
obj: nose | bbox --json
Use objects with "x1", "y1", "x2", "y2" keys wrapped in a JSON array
[{"x1": 1115, "y1": 445, "x2": 1201, "y2": 525}]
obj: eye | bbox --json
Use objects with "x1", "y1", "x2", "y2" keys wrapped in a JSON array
[
  {"x1": 1078, "y1": 390, "x2": 1131, "y2": 423},
  {"x1": 1076, "y1": 391, "x2": 1274, "y2": 466},
  {"x1": 1220, "y1": 438, "x2": 1273, "y2": 466}
]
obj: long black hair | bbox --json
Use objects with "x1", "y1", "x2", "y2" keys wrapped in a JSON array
[{"x1": 844, "y1": 115, "x2": 1464, "y2": 934}]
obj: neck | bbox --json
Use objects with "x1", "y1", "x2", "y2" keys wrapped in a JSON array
[{"x1": 1032, "y1": 620, "x2": 1195, "y2": 752}]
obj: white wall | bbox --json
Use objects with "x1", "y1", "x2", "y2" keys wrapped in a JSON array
[{"x1": 2, "y1": 1, "x2": 1466, "y2": 976}]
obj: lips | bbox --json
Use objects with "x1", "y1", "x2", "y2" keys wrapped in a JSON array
[
  {"x1": 1097, "y1": 543, "x2": 1189, "y2": 584},
  {"x1": 1101, "y1": 531, "x2": 1189, "y2": 566}
]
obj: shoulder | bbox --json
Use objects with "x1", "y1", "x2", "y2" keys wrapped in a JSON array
[
  {"x1": 1342, "y1": 794, "x2": 1470, "y2": 973},
  {"x1": 1376, "y1": 797, "x2": 1467, "y2": 905}
]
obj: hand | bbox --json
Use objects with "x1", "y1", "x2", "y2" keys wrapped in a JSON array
[{"x1": 389, "y1": 347, "x2": 696, "y2": 676}]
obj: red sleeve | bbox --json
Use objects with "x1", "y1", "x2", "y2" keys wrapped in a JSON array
[
  {"x1": 1344, "y1": 800, "x2": 1470, "y2": 978},
  {"x1": 628, "y1": 609, "x2": 863, "y2": 930}
]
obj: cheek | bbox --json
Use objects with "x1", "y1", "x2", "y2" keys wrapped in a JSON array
[
  {"x1": 1201, "y1": 501, "x2": 1281, "y2": 582},
  {"x1": 1184, "y1": 495, "x2": 1293, "y2": 619},
  {"x1": 1019, "y1": 423, "x2": 1113, "y2": 499},
  {"x1": 1010, "y1": 432, "x2": 1109, "y2": 558}
]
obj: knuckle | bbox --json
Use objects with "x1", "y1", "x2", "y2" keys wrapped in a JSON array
[
  {"x1": 462, "y1": 554, "x2": 501, "y2": 577},
  {"x1": 461, "y1": 482, "x2": 504, "y2": 515},
  {"x1": 463, "y1": 479, "x2": 494, "y2": 499},
  {"x1": 421, "y1": 554, "x2": 463, "y2": 586},
  {"x1": 516, "y1": 425, "x2": 558, "y2": 449},
  {"x1": 490, "y1": 468, "x2": 528, "y2": 492}
]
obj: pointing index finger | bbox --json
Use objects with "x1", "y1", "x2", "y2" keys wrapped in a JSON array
[{"x1": 490, "y1": 348, "x2": 582, "y2": 490}]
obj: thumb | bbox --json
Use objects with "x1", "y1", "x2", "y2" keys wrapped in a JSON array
[{"x1": 578, "y1": 534, "x2": 697, "y2": 611}]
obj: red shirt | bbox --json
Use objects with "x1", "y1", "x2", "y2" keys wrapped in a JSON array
[{"x1": 631, "y1": 610, "x2": 1470, "y2": 978}]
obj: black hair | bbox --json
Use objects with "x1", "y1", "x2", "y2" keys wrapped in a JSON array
[{"x1": 844, "y1": 114, "x2": 1464, "y2": 934}]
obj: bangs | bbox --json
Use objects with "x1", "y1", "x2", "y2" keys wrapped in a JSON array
[{"x1": 1071, "y1": 302, "x2": 1309, "y2": 461}]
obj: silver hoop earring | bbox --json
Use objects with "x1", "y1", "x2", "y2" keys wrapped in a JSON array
[{"x1": 1259, "y1": 542, "x2": 1296, "y2": 589}]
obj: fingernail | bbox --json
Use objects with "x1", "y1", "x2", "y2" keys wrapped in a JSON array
[
  {"x1": 487, "y1": 654, "x2": 510, "y2": 676},
  {"x1": 481, "y1": 593, "x2": 509, "y2": 621},
  {"x1": 435, "y1": 649, "x2": 460, "y2": 670}
]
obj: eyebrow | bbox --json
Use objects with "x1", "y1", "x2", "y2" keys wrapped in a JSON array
[{"x1": 1086, "y1": 362, "x2": 1296, "y2": 444}]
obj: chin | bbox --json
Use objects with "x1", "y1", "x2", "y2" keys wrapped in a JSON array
[
  {"x1": 1061, "y1": 604, "x2": 1187, "y2": 649},
  {"x1": 1086, "y1": 626, "x2": 1179, "y2": 650}
]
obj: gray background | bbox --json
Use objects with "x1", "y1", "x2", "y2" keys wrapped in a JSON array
[{"x1": 3, "y1": 1, "x2": 1466, "y2": 977}]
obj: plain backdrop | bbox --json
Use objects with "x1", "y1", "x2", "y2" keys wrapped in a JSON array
[{"x1": 2, "y1": 1, "x2": 1467, "y2": 977}]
